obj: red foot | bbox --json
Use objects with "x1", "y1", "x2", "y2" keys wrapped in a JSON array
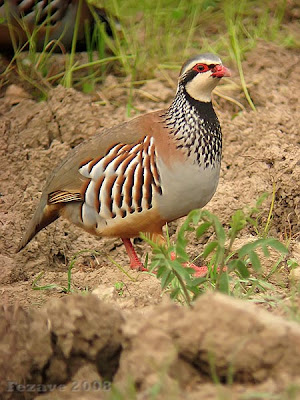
[
  {"x1": 183, "y1": 263, "x2": 227, "y2": 277},
  {"x1": 184, "y1": 263, "x2": 210, "y2": 278},
  {"x1": 170, "y1": 252, "x2": 227, "y2": 277},
  {"x1": 121, "y1": 240, "x2": 227, "y2": 277},
  {"x1": 130, "y1": 261, "x2": 148, "y2": 272}
]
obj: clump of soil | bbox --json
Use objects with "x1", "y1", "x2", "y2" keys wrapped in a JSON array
[
  {"x1": 0, "y1": 295, "x2": 123, "y2": 400},
  {"x1": 1, "y1": 293, "x2": 300, "y2": 400}
]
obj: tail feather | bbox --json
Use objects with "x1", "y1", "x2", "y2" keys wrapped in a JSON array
[{"x1": 16, "y1": 196, "x2": 61, "y2": 252}]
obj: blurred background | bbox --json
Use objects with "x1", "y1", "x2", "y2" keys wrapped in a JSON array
[{"x1": 0, "y1": 0, "x2": 298, "y2": 104}]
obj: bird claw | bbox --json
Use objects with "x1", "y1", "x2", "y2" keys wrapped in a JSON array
[
  {"x1": 129, "y1": 260, "x2": 148, "y2": 272},
  {"x1": 184, "y1": 263, "x2": 210, "y2": 278},
  {"x1": 170, "y1": 252, "x2": 227, "y2": 277}
]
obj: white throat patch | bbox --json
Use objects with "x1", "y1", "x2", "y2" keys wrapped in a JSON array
[{"x1": 185, "y1": 71, "x2": 220, "y2": 102}]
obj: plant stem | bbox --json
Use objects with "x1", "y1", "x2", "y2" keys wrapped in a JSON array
[
  {"x1": 173, "y1": 269, "x2": 192, "y2": 307},
  {"x1": 263, "y1": 181, "x2": 276, "y2": 237}
]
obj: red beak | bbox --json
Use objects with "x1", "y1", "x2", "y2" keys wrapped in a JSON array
[{"x1": 211, "y1": 64, "x2": 231, "y2": 78}]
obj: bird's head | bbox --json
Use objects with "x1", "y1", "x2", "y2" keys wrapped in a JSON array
[{"x1": 178, "y1": 53, "x2": 231, "y2": 102}]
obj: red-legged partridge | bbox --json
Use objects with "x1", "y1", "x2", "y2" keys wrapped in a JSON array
[
  {"x1": 0, "y1": 0, "x2": 116, "y2": 52},
  {"x1": 17, "y1": 53, "x2": 231, "y2": 273}
]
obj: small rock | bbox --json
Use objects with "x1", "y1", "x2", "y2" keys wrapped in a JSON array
[
  {"x1": 92, "y1": 284, "x2": 117, "y2": 302},
  {"x1": 5, "y1": 84, "x2": 31, "y2": 105}
]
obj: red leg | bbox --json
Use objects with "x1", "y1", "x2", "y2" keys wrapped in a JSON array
[{"x1": 122, "y1": 238, "x2": 148, "y2": 271}]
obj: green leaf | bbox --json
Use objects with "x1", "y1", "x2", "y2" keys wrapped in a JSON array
[
  {"x1": 172, "y1": 9, "x2": 185, "y2": 20},
  {"x1": 236, "y1": 260, "x2": 250, "y2": 278},
  {"x1": 218, "y1": 272, "x2": 229, "y2": 294},
  {"x1": 246, "y1": 216, "x2": 257, "y2": 227},
  {"x1": 256, "y1": 192, "x2": 269, "y2": 208},
  {"x1": 238, "y1": 239, "x2": 262, "y2": 257},
  {"x1": 149, "y1": 259, "x2": 162, "y2": 272},
  {"x1": 172, "y1": 261, "x2": 191, "y2": 281},
  {"x1": 32, "y1": 283, "x2": 63, "y2": 291},
  {"x1": 213, "y1": 217, "x2": 226, "y2": 245},
  {"x1": 186, "y1": 285, "x2": 201, "y2": 296},
  {"x1": 179, "y1": 222, "x2": 194, "y2": 235},
  {"x1": 177, "y1": 232, "x2": 188, "y2": 247},
  {"x1": 152, "y1": 251, "x2": 167, "y2": 259},
  {"x1": 196, "y1": 222, "x2": 212, "y2": 237},
  {"x1": 189, "y1": 209, "x2": 202, "y2": 225},
  {"x1": 249, "y1": 250, "x2": 261, "y2": 271},
  {"x1": 156, "y1": 266, "x2": 166, "y2": 278},
  {"x1": 254, "y1": 279, "x2": 274, "y2": 291},
  {"x1": 203, "y1": 241, "x2": 218, "y2": 259},
  {"x1": 215, "y1": 246, "x2": 225, "y2": 266},
  {"x1": 191, "y1": 277, "x2": 207, "y2": 285},
  {"x1": 175, "y1": 245, "x2": 189, "y2": 261},
  {"x1": 230, "y1": 209, "x2": 246, "y2": 235},
  {"x1": 227, "y1": 259, "x2": 237, "y2": 272},
  {"x1": 184, "y1": 267, "x2": 199, "y2": 275},
  {"x1": 170, "y1": 287, "x2": 181, "y2": 299},
  {"x1": 261, "y1": 243, "x2": 270, "y2": 257},
  {"x1": 287, "y1": 258, "x2": 299, "y2": 269},
  {"x1": 82, "y1": 81, "x2": 94, "y2": 94},
  {"x1": 161, "y1": 270, "x2": 174, "y2": 289},
  {"x1": 265, "y1": 238, "x2": 288, "y2": 254},
  {"x1": 239, "y1": 237, "x2": 284, "y2": 261}
]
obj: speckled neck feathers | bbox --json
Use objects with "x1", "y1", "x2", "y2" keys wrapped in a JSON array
[{"x1": 163, "y1": 85, "x2": 222, "y2": 169}]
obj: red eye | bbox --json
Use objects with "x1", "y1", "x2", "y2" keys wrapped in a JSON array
[{"x1": 193, "y1": 63, "x2": 210, "y2": 73}]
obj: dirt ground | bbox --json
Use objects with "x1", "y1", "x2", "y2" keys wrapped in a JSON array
[{"x1": 0, "y1": 41, "x2": 299, "y2": 399}]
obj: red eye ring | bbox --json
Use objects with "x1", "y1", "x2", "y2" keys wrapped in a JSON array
[{"x1": 193, "y1": 63, "x2": 210, "y2": 73}]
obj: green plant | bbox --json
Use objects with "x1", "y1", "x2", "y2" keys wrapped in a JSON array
[
  {"x1": 224, "y1": 0, "x2": 256, "y2": 111},
  {"x1": 287, "y1": 258, "x2": 299, "y2": 270},
  {"x1": 1, "y1": 0, "x2": 123, "y2": 96},
  {"x1": 32, "y1": 249, "x2": 100, "y2": 293},
  {"x1": 246, "y1": 185, "x2": 277, "y2": 238},
  {"x1": 63, "y1": 0, "x2": 84, "y2": 88},
  {"x1": 114, "y1": 281, "x2": 125, "y2": 296},
  {"x1": 144, "y1": 201, "x2": 288, "y2": 306},
  {"x1": 107, "y1": 255, "x2": 137, "y2": 281}
]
